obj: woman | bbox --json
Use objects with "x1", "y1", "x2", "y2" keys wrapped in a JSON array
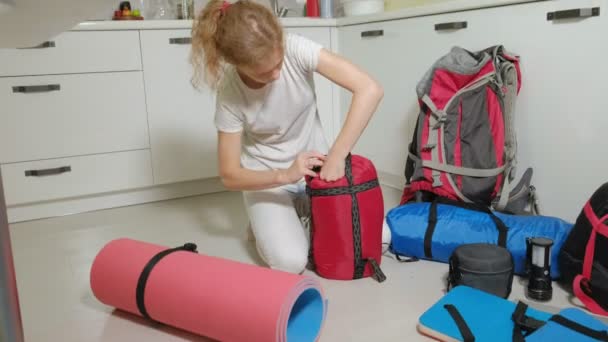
[{"x1": 191, "y1": 0, "x2": 383, "y2": 274}]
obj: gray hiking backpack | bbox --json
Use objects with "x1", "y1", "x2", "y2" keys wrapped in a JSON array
[{"x1": 400, "y1": 45, "x2": 539, "y2": 215}]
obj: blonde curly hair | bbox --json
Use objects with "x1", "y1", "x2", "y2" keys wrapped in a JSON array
[{"x1": 190, "y1": 0, "x2": 284, "y2": 90}]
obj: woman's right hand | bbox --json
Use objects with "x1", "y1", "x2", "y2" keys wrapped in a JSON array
[{"x1": 280, "y1": 151, "x2": 326, "y2": 184}]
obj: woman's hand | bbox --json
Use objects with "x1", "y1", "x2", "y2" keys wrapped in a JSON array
[
  {"x1": 319, "y1": 153, "x2": 346, "y2": 182},
  {"x1": 280, "y1": 151, "x2": 326, "y2": 184}
]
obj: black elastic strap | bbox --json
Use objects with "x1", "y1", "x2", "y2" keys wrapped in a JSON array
[
  {"x1": 444, "y1": 304, "x2": 475, "y2": 342},
  {"x1": 347, "y1": 154, "x2": 366, "y2": 280},
  {"x1": 136, "y1": 243, "x2": 198, "y2": 321},
  {"x1": 306, "y1": 179, "x2": 379, "y2": 196},
  {"x1": 424, "y1": 199, "x2": 439, "y2": 258},
  {"x1": 511, "y1": 301, "x2": 546, "y2": 342},
  {"x1": 367, "y1": 258, "x2": 387, "y2": 283},
  {"x1": 549, "y1": 315, "x2": 608, "y2": 341},
  {"x1": 395, "y1": 252, "x2": 419, "y2": 263},
  {"x1": 308, "y1": 222, "x2": 316, "y2": 271},
  {"x1": 432, "y1": 197, "x2": 508, "y2": 248},
  {"x1": 447, "y1": 258, "x2": 459, "y2": 291}
]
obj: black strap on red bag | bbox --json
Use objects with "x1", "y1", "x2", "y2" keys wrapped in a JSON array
[{"x1": 307, "y1": 154, "x2": 386, "y2": 283}]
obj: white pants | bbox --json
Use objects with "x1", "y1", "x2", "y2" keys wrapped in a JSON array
[
  {"x1": 243, "y1": 181, "x2": 392, "y2": 274},
  {"x1": 243, "y1": 181, "x2": 311, "y2": 274}
]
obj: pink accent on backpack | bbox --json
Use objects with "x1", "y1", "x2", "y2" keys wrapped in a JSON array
[
  {"x1": 560, "y1": 183, "x2": 608, "y2": 317},
  {"x1": 573, "y1": 203, "x2": 608, "y2": 316},
  {"x1": 401, "y1": 45, "x2": 537, "y2": 215}
]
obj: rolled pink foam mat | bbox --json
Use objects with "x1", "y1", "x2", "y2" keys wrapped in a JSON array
[{"x1": 90, "y1": 238, "x2": 327, "y2": 342}]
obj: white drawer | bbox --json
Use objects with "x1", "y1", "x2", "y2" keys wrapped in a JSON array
[
  {"x1": 0, "y1": 72, "x2": 150, "y2": 163},
  {"x1": 0, "y1": 31, "x2": 142, "y2": 77},
  {"x1": 1, "y1": 150, "x2": 153, "y2": 205}
]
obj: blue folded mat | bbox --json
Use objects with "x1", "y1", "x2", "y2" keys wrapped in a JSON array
[
  {"x1": 419, "y1": 286, "x2": 608, "y2": 341},
  {"x1": 387, "y1": 202, "x2": 573, "y2": 278},
  {"x1": 418, "y1": 286, "x2": 552, "y2": 341},
  {"x1": 526, "y1": 308, "x2": 608, "y2": 341}
]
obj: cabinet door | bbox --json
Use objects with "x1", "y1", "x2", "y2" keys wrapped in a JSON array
[
  {"x1": 465, "y1": 0, "x2": 608, "y2": 221},
  {"x1": 339, "y1": 12, "x2": 496, "y2": 187},
  {"x1": 140, "y1": 30, "x2": 218, "y2": 185},
  {"x1": 340, "y1": 0, "x2": 608, "y2": 221},
  {"x1": 0, "y1": 72, "x2": 149, "y2": 163},
  {"x1": 285, "y1": 27, "x2": 335, "y2": 144},
  {"x1": 339, "y1": 21, "x2": 409, "y2": 187}
]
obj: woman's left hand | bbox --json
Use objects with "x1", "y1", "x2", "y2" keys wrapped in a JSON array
[{"x1": 319, "y1": 153, "x2": 346, "y2": 182}]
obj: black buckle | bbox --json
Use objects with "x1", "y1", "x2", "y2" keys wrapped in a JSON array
[
  {"x1": 183, "y1": 243, "x2": 198, "y2": 252},
  {"x1": 395, "y1": 253, "x2": 419, "y2": 263},
  {"x1": 513, "y1": 312, "x2": 545, "y2": 333}
]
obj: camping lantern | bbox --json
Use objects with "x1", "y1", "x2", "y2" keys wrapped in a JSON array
[{"x1": 526, "y1": 237, "x2": 554, "y2": 301}]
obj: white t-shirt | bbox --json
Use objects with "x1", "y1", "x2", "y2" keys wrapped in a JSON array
[{"x1": 214, "y1": 33, "x2": 329, "y2": 171}]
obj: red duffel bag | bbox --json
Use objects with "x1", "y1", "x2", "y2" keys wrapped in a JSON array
[{"x1": 306, "y1": 154, "x2": 386, "y2": 282}]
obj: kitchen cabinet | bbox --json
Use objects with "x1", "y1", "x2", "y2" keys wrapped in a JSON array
[
  {"x1": 0, "y1": 24, "x2": 337, "y2": 222},
  {"x1": 4, "y1": 2, "x2": 604, "y2": 222},
  {"x1": 0, "y1": 71, "x2": 149, "y2": 163},
  {"x1": 0, "y1": 31, "x2": 142, "y2": 77},
  {"x1": 140, "y1": 29, "x2": 218, "y2": 185},
  {"x1": 340, "y1": 20, "x2": 411, "y2": 187},
  {"x1": 338, "y1": 18, "x2": 440, "y2": 187},
  {"x1": 339, "y1": 0, "x2": 608, "y2": 221},
  {"x1": 339, "y1": 9, "x2": 521, "y2": 186},
  {"x1": 1, "y1": 150, "x2": 153, "y2": 206},
  {"x1": 464, "y1": 0, "x2": 608, "y2": 220}
]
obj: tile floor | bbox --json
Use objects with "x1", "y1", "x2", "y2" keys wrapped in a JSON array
[{"x1": 9, "y1": 186, "x2": 581, "y2": 341}]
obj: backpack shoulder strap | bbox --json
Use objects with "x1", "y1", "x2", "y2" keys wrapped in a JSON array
[{"x1": 492, "y1": 46, "x2": 521, "y2": 212}]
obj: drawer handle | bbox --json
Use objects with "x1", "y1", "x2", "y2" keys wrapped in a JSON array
[
  {"x1": 12, "y1": 84, "x2": 61, "y2": 94},
  {"x1": 25, "y1": 166, "x2": 71, "y2": 177},
  {"x1": 547, "y1": 7, "x2": 600, "y2": 21},
  {"x1": 435, "y1": 21, "x2": 468, "y2": 31},
  {"x1": 169, "y1": 37, "x2": 192, "y2": 44},
  {"x1": 361, "y1": 30, "x2": 384, "y2": 38},
  {"x1": 18, "y1": 41, "x2": 56, "y2": 49}
]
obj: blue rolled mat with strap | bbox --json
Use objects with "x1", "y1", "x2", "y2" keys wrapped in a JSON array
[{"x1": 386, "y1": 200, "x2": 573, "y2": 278}]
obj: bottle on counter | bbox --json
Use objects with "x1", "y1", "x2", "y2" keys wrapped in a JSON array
[
  {"x1": 306, "y1": 0, "x2": 319, "y2": 17},
  {"x1": 319, "y1": 0, "x2": 333, "y2": 17},
  {"x1": 177, "y1": 0, "x2": 195, "y2": 19}
]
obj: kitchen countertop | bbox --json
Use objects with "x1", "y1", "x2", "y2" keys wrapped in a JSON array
[
  {"x1": 73, "y1": 17, "x2": 337, "y2": 30},
  {"x1": 71, "y1": 0, "x2": 546, "y2": 30}
]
